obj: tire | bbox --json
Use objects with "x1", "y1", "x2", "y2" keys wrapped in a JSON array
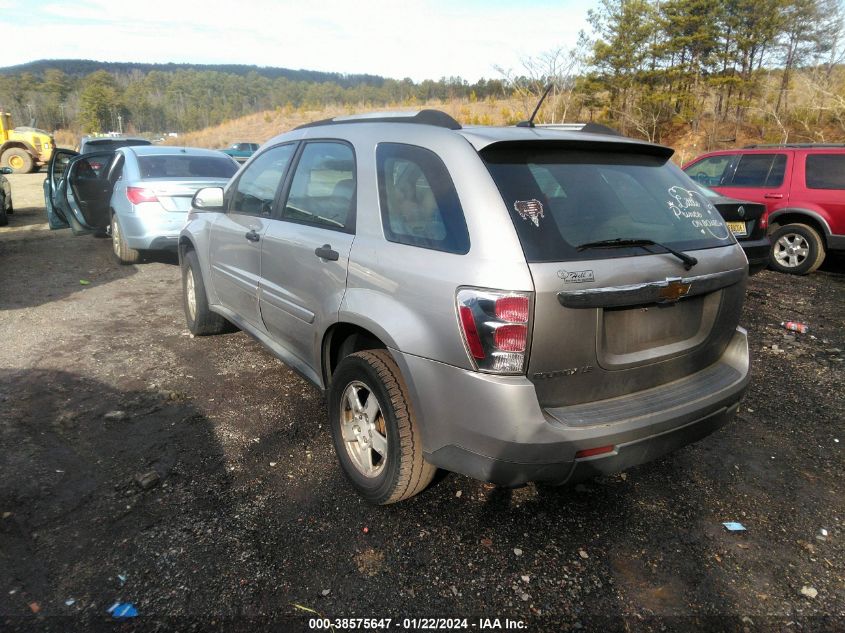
[
  {"x1": 110, "y1": 213, "x2": 141, "y2": 264},
  {"x1": 1, "y1": 148, "x2": 33, "y2": 174},
  {"x1": 0, "y1": 192, "x2": 7, "y2": 227},
  {"x1": 769, "y1": 223, "x2": 826, "y2": 275},
  {"x1": 182, "y1": 249, "x2": 229, "y2": 335},
  {"x1": 329, "y1": 349, "x2": 435, "y2": 504}
]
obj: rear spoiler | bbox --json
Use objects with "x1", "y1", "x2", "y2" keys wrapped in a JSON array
[{"x1": 479, "y1": 139, "x2": 675, "y2": 161}]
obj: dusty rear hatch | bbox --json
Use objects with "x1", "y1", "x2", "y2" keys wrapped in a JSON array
[{"x1": 481, "y1": 142, "x2": 747, "y2": 408}]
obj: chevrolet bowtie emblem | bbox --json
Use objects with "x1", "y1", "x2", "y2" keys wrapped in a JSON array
[{"x1": 657, "y1": 278, "x2": 691, "y2": 303}]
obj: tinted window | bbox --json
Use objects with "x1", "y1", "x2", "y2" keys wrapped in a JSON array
[
  {"x1": 482, "y1": 147, "x2": 732, "y2": 263},
  {"x1": 684, "y1": 155, "x2": 735, "y2": 186},
  {"x1": 729, "y1": 153, "x2": 786, "y2": 187},
  {"x1": 377, "y1": 143, "x2": 469, "y2": 254},
  {"x1": 805, "y1": 154, "x2": 845, "y2": 189},
  {"x1": 137, "y1": 155, "x2": 238, "y2": 179},
  {"x1": 230, "y1": 144, "x2": 296, "y2": 216},
  {"x1": 83, "y1": 139, "x2": 151, "y2": 152},
  {"x1": 283, "y1": 142, "x2": 355, "y2": 232},
  {"x1": 51, "y1": 152, "x2": 74, "y2": 188}
]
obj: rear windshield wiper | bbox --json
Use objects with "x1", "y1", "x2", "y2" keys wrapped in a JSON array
[{"x1": 576, "y1": 238, "x2": 698, "y2": 270}]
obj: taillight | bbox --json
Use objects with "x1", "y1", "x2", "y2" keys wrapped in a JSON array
[
  {"x1": 456, "y1": 288, "x2": 532, "y2": 374},
  {"x1": 126, "y1": 187, "x2": 158, "y2": 205},
  {"x1": 759, "y1": 212, "x2": 768, "y2": 230}
]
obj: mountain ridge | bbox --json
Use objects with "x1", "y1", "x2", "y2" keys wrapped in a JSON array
[{"x1": 0, "y1": 59, "x2": 389, "y2": 87}]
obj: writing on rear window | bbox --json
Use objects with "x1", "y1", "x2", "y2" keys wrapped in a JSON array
[{"x1": 667, "y1": 186, "x2": 729, "y2": 240}]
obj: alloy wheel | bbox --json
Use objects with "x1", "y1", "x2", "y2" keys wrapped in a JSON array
[
  {"x1": 339, "y1": 381, "x2": 387, "y2": 478},
  {"x1": 774, "y1": 233, "x2": 809, "y2": 269},
  {"x1": 111, "y1": 217, "x2": 121, "y2": 256},
  {"x1": 185, "y1": 267, "x2": 197, "y2": 321}
]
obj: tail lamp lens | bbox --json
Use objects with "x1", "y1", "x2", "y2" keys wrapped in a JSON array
[
  {"x1": 494, "y1": 324, "x2": 527, "y2": 352},
  {"x1": 126, "y1": 187, "x2": 158, "y2": 204},
  {"x1": 495, "y1": 296, "x2": 529, "y2": 322},
  {"x1": 456, "y1": 288, "x2": 532, "y2": 374},
  {"x1": 459, "y1": 305, "x2": 485, "y2": 359}
]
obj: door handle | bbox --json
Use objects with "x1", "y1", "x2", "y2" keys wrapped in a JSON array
[
  {"x1": 314, "y1": 244, "x2": 339, "y2": 261},
  {"x1": 764, "y1": 193, "x2": 784, "y2": 199},
  {"x1": 245, "y1": 229, "x2": 260, "y2": 242}
]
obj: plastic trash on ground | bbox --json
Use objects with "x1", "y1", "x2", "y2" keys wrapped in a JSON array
[
  {"x1": 108, "y1": 602, "x2": 138, "y2": 619},
  {"x1": 722, "y1": 521, "x2": 747, "y2": 532},
  {"x1": 781, "y1": 321, "x2": 808, "y2": 333}
]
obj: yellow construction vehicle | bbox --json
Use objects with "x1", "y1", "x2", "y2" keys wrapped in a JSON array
[{"x1": 0, "y1": 111, "x2": 55, "y2": 173}]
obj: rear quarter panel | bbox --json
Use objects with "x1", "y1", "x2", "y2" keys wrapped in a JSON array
[
  {"x1": 337, "y1": 125, "x2": 534, "y2": 370},
  {"x1": 785, "y1": 151, "x2": 845, "y2": 236}
]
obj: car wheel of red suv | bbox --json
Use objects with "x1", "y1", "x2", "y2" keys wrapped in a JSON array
[{"x1": 769, "y1": 223, "x2": 826, "y2": 275}]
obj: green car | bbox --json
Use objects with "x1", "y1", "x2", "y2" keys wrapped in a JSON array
[{"x1": 220, "y1": 141, "x2": 259, "y2": 163}]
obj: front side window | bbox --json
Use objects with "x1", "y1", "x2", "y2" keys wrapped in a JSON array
[
  {"x1": 805, "y1": 154, "x2": 845, "y2": 189},
  {"x1": 377, "y1": 143, "x2": 469, "y2": 254},
  {"x1": 230, "y1": 144, "x2": 296, "y2": 216},
  {"x1": 728, "y1": 153, "x2": 787, "y2": 187},
  {"x1": 482, "y1": 146, "x2": 732, "y2": 263},
  {"x1": 684, "y1": 154, "x2": 735, "y2": 186},
  {"x1": 283, "y1": 142, "x2": 355, "y2": 232}
]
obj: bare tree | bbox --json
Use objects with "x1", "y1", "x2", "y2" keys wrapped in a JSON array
[{"x1": 495, "y1": 34, "x2": 590, "y2": 123}]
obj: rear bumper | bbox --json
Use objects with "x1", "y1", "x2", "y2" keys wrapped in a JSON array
[
  {"x1": 393, "y1": 327, "x2": 749, "y2": 486},
  {"x1": 739, "y1": 236, "x2": 770, "y2": 275},
  {"x1": 117, "y1": 209, "x2": 186, "y2": 250}
]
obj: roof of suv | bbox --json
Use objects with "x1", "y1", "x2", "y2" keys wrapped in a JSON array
[{"x1": 291, "y1": 109, "x2": 673, "y2": 156}]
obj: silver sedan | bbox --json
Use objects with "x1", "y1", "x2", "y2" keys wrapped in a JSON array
[{"x1": 45, "y1": 145, "x2": 239, "y2": 263}]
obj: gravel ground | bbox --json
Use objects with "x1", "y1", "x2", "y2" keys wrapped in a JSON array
[{"x1": 1, "y1": 172, "x2": 843, "y2": 632}]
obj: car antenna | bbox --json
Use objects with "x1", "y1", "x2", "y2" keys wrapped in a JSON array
[{"x1": 516, "y1": 84, "x2": 554, "y2": 128}]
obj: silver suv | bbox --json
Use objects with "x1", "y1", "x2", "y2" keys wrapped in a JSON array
[{"x1": 180, "y1": 110, "x2": 750, "y2": 504}]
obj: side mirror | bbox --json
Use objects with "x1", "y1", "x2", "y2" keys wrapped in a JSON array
[
  {"x1": 0, "y1": 167, "x2": 12, "y2": 175},
  {"x1": 192, "y1": 187, "x2": 225, "y2": 211}
]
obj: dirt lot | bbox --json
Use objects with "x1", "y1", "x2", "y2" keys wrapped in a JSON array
[{"x1": 1, "y1": 172, "x2": 843, "y2": 632}]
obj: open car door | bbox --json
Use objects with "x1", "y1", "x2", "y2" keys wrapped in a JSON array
[
  {"x1": 45, "y1": 149, "x2": 77, "y2": 229},
  {"x1": 46, "y1": 150, "x2": 114, "y2": 235}
]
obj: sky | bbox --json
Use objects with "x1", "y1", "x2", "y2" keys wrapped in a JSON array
[{"x1": 0, "y1": 0, "x2": 594, "y2": 81}]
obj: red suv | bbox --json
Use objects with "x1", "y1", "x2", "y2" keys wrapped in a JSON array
[{"x1": 683, "y1": 145, "x2": 845, "y2": 274}]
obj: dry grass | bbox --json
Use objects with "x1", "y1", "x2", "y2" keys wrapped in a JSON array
[
  {"x1": 53, "y1": 129, "x2": 78, "y2": 150},
  {"x1": 50, "y1": 93, "x2": 844, "y2": 164},
  {"x1": 163, "y1": 98, "x2": 531, "y2": 149}
]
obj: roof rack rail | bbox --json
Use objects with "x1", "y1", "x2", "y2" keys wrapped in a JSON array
[
  {"x1": 296, "y1": 109, "x2": 462, "y2": 131},
  {"x1": 743, "y1": 143, "x2": 845, "y2": 149}
]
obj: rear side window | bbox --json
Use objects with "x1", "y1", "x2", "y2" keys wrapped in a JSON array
[
  {"x1": 684, "y1": 155, "x2": 735, "y2": 186},
  {"x1": 482, "y1": 146, "x2": 732, "y2": 263},
  {"x1": 805, "y1": 154, "x2": 845, "y2": 189},
  {"x1": 283, "y1": 142, "x2": 356, "y2": 232},
  {"x1": 728, "y1": 153, "x2": 786, "y2": 187},
  {"x1": 376, "y1": 143, "x2": 469, "y2": 254},
  {"x1": 137, "y1": 155, "x2": 237, "y2": 179}
]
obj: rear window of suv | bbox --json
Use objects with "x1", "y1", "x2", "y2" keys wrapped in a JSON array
[
  {"x1": 482, "y1": 145, "x2": 732, "y2": 263},
  {"x1": 805, "y1": 154, "x2": 845, "y2": 189}
]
